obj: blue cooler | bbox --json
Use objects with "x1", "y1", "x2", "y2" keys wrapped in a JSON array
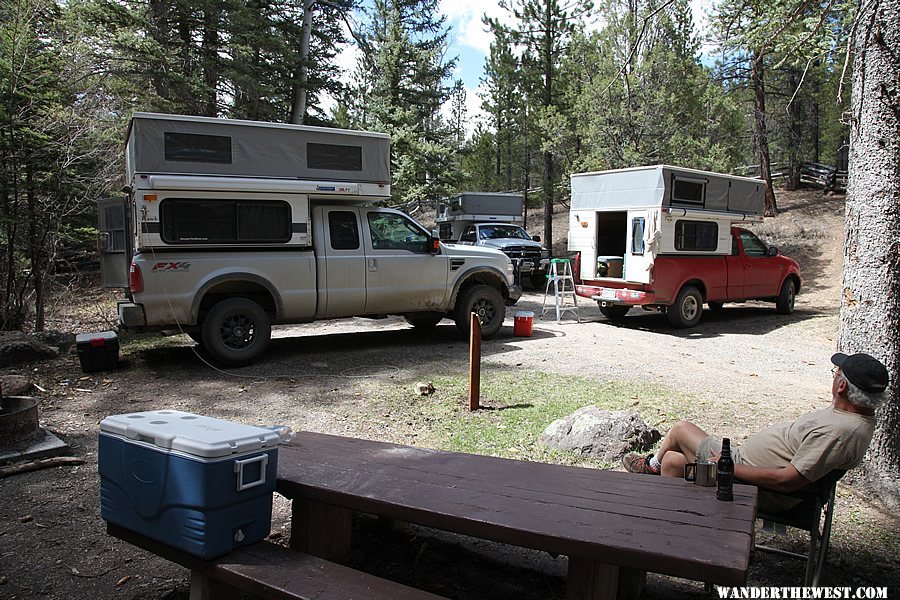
[{"x1": 99, "y1": 410, "x2": 280, "y2": 559}]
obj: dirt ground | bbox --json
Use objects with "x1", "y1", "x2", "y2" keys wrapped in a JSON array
[{"x1": 1, "y1": 190, "x2": 898, "y2": 599}]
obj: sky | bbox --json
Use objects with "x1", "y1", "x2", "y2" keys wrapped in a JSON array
[{"x1": 332, "y1": 0, "x2": 714, "y2": 134}]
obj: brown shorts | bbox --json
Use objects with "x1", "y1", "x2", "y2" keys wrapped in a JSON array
[{"x1": 696, "y1": 436, "x2": 742, "y2": 464}]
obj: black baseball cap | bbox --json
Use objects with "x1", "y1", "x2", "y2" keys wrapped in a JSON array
[{"x1": 831, "y1": 352, "x2": 889, "y2": 393}]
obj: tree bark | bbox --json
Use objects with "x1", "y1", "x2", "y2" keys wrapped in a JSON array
[
  {"x1": 751, "y1": 51, "x2": 777, "y2": 216},
  {"x1": 291, "y1": 0, "x2": 315, "y2": 125},
  {"x1": 786, "y1": 68, "x2": 802, "y2": 191},
  {"x1": 841, "y1": 0, "x2": 900, "y2": 509},
  {"x1": 542, "y1": 0, "x2": 554, "y2": 251}
]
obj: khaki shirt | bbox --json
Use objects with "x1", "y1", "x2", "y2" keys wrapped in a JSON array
[{"x1": 740, "y1": 406, "x2": 875, "y2": 512}]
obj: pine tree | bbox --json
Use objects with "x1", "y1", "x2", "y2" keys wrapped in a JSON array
[
  {"x1": 351, "y1": 0, "x2": 460, "y2": 205},
  {"x1": 495, "y1": 0, "x2": 592, "y2": 251}
]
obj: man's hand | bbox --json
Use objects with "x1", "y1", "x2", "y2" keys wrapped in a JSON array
[{"x1": 709, "y1": 448, "x2": 721, "y2": 463}]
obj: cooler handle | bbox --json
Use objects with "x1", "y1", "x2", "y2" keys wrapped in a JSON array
[{"x1": 234, "y1": 454, "x2": 268, "y2": 491}]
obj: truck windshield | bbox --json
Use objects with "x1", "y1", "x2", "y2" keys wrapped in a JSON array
[{"x1": 478, "y1": 225, "x2": 531, "y2": 241}]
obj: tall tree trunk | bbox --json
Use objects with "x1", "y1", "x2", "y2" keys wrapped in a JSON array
[
  {"x1": 291, "y1": 0, "x2": 315, "y2": 124},
  {"x1": 26, "y1": 163, "x2": 44, "y2": 331},
  {"x1": 149, "y1": 0, "x2": 170, "y2": 99},
  {"x1": 841, "y1": 0, "x2": 900, "y2": 510},
  {"x1": 201, "y1": 6, "x2": 219, "y2": 117},
  {"x1": 751, "y1": 51, "x2": 777, "y2": 215},
  {"x1": 786, "y1": 68, "x2": 802, "y2": 191},
  {"x1": 542, "y1": 0, "x2": 554, "y2": 251}
]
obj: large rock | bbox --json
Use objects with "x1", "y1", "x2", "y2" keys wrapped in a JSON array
[
  {"x1": 540, "y1": 406, "x2": 661, "y2": 462},
  {"x1": 0, "y1": 375, "x2": 32, "y2": 395},
  {"x1": 0, "y1": 332, "x2": 60, "y2": 367}
]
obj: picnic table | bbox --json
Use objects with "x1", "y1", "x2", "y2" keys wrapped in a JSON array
[{"x1": 276, "y1": 432, "x2": 758, "y2": 599}]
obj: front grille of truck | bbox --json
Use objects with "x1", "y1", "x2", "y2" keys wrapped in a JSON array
[{"x1": 503, "y1": 246, "x2": 542, "y2": 262}]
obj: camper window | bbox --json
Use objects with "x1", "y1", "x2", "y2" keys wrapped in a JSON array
[
  {"x1": 328, "y1": 211, "x2": 361, "y2": 250},
  {"x1": 672, "y1": 178, "x2": 705, "y2": 205},
  {"x1": 674, "y1": 220, "x2": 717, "y2": 251},
  {"x1": 164, "y1": 132, "x2": 232, "y2": 164},
  {"x1": 307, "y1": 143, "x2": 363, "y2": 171},
  {"x1": 161, "y1": 199, "x2": 290, "y2": 244},
  {"x1": 631, "y1": 218, "x2": 645, "y2": 254}
]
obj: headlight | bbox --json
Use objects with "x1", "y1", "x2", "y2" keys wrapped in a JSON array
[{"x1": 507, "y1": 261, "x2": 515, "y2": 277}]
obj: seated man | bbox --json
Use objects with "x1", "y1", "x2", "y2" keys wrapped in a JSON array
[{"x1": 622, "y1": 352, "x2": 889, "y2": 512}]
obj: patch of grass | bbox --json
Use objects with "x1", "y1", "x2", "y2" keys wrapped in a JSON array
[
  {"x1": 118, "y1": 329, "x2": 189, "y2": 353},
  {"x1": 362, "y1": 366, "x2": 694, "y2": 468}
]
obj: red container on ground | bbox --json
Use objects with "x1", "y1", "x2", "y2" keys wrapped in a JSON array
[{"x1": 513, "y1": 311, "x2": 534, "y2": 337}]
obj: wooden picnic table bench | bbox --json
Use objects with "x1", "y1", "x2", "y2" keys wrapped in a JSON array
[
  {"x1": 107, "y1": 523, "x2": 445, "y2": 600},
  {"x1": 276, "y1": 432, "x2": 758, "y2": 600}
]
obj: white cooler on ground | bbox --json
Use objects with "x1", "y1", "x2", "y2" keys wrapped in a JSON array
[{"x1": 99, "y1": 410, "x2": 280, "y2": 559}]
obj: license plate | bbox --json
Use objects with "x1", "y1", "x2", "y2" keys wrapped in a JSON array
[{"x1": 600, "y1": 288, "x2": 616, "y2": 300}]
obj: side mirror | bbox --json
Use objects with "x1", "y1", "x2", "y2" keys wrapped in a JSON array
[
  {"x1": 767, "y1": 246, "x2": 779, "y2": 257},
  {"x1": 532, "y1": 235, "x2": 541, "y2": 242},
  {"x1": 429, "y1": 237, "x2": 441, "y2": 255}
]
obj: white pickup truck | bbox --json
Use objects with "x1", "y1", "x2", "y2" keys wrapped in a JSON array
[{"x1": 99, "y1": 113, "x2": 520, "y2": 364}]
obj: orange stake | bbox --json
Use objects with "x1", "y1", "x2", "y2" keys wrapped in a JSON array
[{"x1": 468, "y1": 312, "x2": 481, "y2": 411}]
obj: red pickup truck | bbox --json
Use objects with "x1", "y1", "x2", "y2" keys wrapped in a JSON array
[{"x1": 575, "y1": 226, "x2": 802, "y2": 328}]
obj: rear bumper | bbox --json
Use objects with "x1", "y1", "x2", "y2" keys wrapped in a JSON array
[
  {"x1": 117, "y1": 301, "x2": 147, "y2": 327},
  {"x1": 576, "y1": 284, "x2": 657, "y2": 306}
]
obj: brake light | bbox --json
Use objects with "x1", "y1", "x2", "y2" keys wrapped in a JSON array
[{"x1": 129, "y1": 262, "x2": 144, "y2": 293}]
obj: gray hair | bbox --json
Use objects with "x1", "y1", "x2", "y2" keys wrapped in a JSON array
[{"x1": 840, "y1": 374, "x2": 887, "y2": 409}]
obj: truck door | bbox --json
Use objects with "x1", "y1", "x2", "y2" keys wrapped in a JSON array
[
  {"x1": 97, "y1": 197, "x2": 131, "y2": 289},
  {"x1": 735, "y1": 229, "x2": 781, "y2": 297},
  {"x1": 319, "y1": 208, "x2": 367, "y2": 316},
  {"x1": 362, "y1": 209, "x2": 450, "y2": 313}
]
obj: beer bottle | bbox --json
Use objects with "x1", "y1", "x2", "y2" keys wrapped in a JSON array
[{"x1": 716, "y1": 438, "x2": 734, "y2": 501}]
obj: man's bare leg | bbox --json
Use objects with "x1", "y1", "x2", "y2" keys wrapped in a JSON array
[{"x1": 654, "y1": 421, "x2": 710, "y2": 478}]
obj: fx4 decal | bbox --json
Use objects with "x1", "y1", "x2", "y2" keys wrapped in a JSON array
[{"x1": 152, "y1": 262, "x2": 191, "y2": 272}]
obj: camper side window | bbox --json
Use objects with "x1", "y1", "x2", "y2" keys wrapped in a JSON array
[
  {"x1": 672, "y1": 178, "x2": 706, "y2": 205},
  {"x1": 308, "y1": 143, "x2": 363, "y2": 171},
  {"x1": 674, "y1": 220, "x2": 718, "y2": 251},
  {"x1": 164, "y1": 132, "x2": 232, "y2": 164},
  {"x1": 160, "y1": 199, "x2": 290, "y2": 244},
  {"x1": 631, "y1": 218, "x2": 645, "y2": 254}
]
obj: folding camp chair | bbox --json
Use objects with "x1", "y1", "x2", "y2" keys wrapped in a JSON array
[{"x1": 755, "y1": 470, "x2": 846, "y2": 586}]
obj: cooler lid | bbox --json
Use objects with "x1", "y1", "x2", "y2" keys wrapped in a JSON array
[{"x1": 99, "y1": 410, "x2": 281, "y2": 458}]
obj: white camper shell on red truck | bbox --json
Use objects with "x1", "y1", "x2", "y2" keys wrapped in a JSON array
[{"x1": 568, "y1": 165, "x2": 801, "y2": 327}]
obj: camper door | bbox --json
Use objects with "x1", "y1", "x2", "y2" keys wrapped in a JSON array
[
  {"x1": 624, "y1": 209, "x2": 655, "y2": 284},
  {"x1": 98, "y1": 197, "x2": 131, "y2": 289}
]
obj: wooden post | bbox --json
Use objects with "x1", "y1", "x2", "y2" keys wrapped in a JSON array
[{"x1": 468, "y1": 312, "x2": 481, "y2": 411}]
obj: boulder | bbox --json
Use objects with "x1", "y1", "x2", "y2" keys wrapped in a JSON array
[
  {"x1": 540, "y1": 406, "x2": 661, "y2": 462},
  {"x1": 0, "y1": 333, "x2": 59, "y2": 368},
  {"x1": 1, "y1": 375, "x2": 33, "y2": 396}
]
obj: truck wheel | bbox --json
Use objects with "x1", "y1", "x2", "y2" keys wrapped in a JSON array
[
  {"x1": 202, "y1": 298, "x2": 271, "y2": 365},
  {"x1": 599, "y1": 304, "x2": 630, "y2": 320},
  {"x1": 404, "y1": 313, "x2": 444, "y2": 328},
  {"x1": 453, "y1": 285, "x2": 505, "y2": 338},
  {"x1": 667, "y1": 286, "x2": 703, "y2": 328},
  {"x1": 775, "y1": 279, "x2": 796, "y2": 315}
]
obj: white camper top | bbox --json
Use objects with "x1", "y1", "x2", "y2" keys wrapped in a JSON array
[
  {"x1": 100, "y1": 409, "x2": 280, "y2": 458},
  {"x1": 571, "y1": 165, "x2": 765, "y2": 217}
]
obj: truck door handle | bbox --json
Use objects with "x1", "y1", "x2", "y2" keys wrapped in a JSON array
[{"x1": 368, "y1": 258, "x2": 378, "y2": 272}]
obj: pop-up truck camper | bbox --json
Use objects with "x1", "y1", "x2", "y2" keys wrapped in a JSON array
[
  {"x1": 99, "y1": 113, "x2": 520, "y2": 364},
  {"x1": 568, "y1": 165, "x2": 801, "y2": 327},
  {"x1": 436, "y1": 193, "x2": 550, "y2": 287}
]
